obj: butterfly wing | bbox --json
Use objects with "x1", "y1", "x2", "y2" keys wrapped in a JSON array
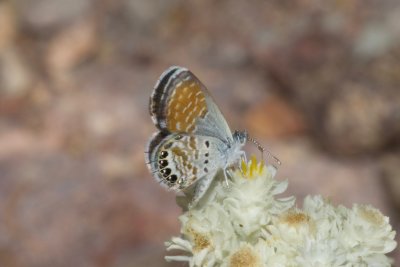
[
  {"x1": 149, "y1": 66, "x2": 233, "y2": 141},
  {"x1": 145, "y1": 132, "x2": 222, "y2": 191}
]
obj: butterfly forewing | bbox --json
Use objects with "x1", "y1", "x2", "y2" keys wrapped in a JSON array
[{"x1": 149, "y1": 66, "x2": 232, "y2": 141}]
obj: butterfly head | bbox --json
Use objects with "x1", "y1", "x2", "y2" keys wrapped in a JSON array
[
  {"x1": 224, "y1": 130, "x2": 248, "y2": 166},
  {"x1": 233, "y1": 130, "x2": 248, "y2": 146}
]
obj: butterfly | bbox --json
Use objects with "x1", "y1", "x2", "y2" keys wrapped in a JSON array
[{"x1": 145, "y1": 66, "x2": 250, "y2": 206}]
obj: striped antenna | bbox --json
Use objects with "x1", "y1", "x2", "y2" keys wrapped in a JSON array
[{"x1": 247, "y1": 135, "x2": 281, "y2": 167}]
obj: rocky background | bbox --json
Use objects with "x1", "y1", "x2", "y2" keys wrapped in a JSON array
[{"x1": 0, "y1": 0, "x2": 399, "y2": 266}]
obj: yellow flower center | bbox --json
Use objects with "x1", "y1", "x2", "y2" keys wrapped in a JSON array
[
  {"x1": 186, "y1": 227, "x2": 212, "y2": 252},
  {"x1": 240, "y1": 156, "x2": 265, "y2": 179},
  {"x1": 279, "y1": 210, "x2": 318, "y2": 235},
  {"x1": 229, "y1": 246, "x2": 259, "y2": 267},
  {"x1": 281, "y1": 211, "x2": 310, "y2": 225},
  {"x1": 359, "y1": 206, "x2": 384, "y2": 226}
]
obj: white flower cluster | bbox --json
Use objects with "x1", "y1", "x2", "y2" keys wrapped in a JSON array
[{"x1": 165, "y1": 158, "x2": 397, "y2": 267}]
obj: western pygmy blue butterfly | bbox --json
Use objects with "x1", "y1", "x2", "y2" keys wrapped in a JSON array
[{"x1": 145, "y1": 66, "x2": 278, "y2": 206}]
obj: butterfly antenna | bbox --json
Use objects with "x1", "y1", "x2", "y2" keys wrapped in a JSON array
[{"x1": 247, "y1": 135, "x2": 281, "y2": 167}]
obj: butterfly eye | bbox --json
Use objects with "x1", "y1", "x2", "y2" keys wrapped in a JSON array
[{"x1": 175, "y1": 135, "x2": 183, "y2": 140}]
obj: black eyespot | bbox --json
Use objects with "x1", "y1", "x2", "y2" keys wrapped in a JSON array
[
  {"x1": 159, "y1": 160, "x2": 168, "y2": 167},
  {"x1": 205, "y1": 141, "x2": 210, "y2": 148},
  {"x1": 204, "y1": 167, "x2": 208, "y2": 173},
  {"x1": 204, "y1": 160, "x2": 209, "y2": 164},
  {"x1": 205, "y1": 153, "x2": 209, "y2": 157},
  {"x1": 161, "y1": 168, "x2": 171, "y2": 177},
  {"x1": 160, "y1": 151, "x2": 168, "y2": 158},
  {"x1": 168, "y1": 174, "x2": 178, "y2": 183}
]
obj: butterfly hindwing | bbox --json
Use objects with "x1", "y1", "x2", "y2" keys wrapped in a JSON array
[{"x1": 146, "y1": 132, "x2": 222, "y2": 191}]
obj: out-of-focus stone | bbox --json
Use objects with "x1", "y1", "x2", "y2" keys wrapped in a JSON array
[
  {"x1": 29, "y1": 81, "x2": 51, "y2": 107},
  {"x1": 0, "y1": 152, "x2": 179, "y2": 267},
  {"x1": 0, "y1": 129, "x2": 41, "y2": 158},
  {"x1": 322, "y1": 84, "x2": 400, "y2": 154},
  {"x1": 0, "y1": 2, "x2": 36, "y2": 118},
  {"x1": 273, "y1": 139, "x2": 392, "y2": 214},
  {"x1": 354, "y1": 22, "x2": 395, "y2": 58},
  {"x1": 113, "y1": 247, "x2": 172, "y2": 267},
  {"x1": 256, "y1": 10, "x2": 400, "y2": 155},
  {"x1": 0, "y1": 2, "x2": 16, "y2": 50},
  {"x1": 380, "y1": 153, "x2": 400, "y2": 211},
  {"x1": 123, "y1": 0, "x2": 176, "y2": 27},
  {"x1": 16, "y1": 0, "x2": 92, "y2": 32},
  {"x1": 244, "y1": 94, "x2": 306, "y2": 139},
  {"x1": 0, "y1": 47, "x2": 33, "y2": 97},
  {"x1": 46, "y1": 18, "x2": 98, "y2": 79},
  {"x1": 379, "y1": 152, "x2": 400, "y2": 265},
  {"x1": 100, "y1": 154, "x2": 135, "y2": 181}
]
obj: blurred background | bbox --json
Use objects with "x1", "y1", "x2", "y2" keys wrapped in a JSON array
[{"x1": 0, "y1": 0, "x2": 399, "y2": 266}]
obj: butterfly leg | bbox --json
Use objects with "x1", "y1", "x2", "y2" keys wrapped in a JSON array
[
  {"x1": 239, "y1": 150, "x2": 247, "y2": 163},
  {"x1": 235, "y1": 150, "x2": 246, "y2": 177},
  {"x1": 190, "y1": 172, "x2": 216, "y2": 208},
  {"x1": 223, "y1": 168, "x2": 230, "y2": 187}
]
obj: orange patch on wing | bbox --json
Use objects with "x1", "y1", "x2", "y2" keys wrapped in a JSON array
[
  {"x1": 171, "y1": 147, "x2": 187, "y2": 161},
  {"x1": 166, "y1": 81, "x2": 207, "y2": 133}
]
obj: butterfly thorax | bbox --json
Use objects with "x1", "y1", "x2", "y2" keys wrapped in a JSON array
[{"x1": 222, "y1": 130, "x2": 247, "y2": 168}]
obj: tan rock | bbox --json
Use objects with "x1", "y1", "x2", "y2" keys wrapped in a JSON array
[
  {"x1": 245, "y1": 94, "x2": 306, "y2": 139},
  {"x1": 46, "y1": 18, "x2": 97, "y2": 79},
  {"x1": 0, "y1": 47, "x2": 33, "y2": 97},
  {"x1": 0, "y1": 2, "x2": 16, "y2": 50}
]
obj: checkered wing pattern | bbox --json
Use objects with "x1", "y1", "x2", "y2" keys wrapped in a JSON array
[
  {"x1": 149, "y1": 66, "x2": 232, "y2": 141},
  {"x1": 145, "y1": 132, "x2": 221, "y2": 191}
]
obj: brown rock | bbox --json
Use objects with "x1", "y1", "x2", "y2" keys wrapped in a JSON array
[
  {"x1": 16, "y1": 0, "x2": 92, "y2": 32},
  {"x1": 46, "y1": 18, "x2": 98, "y2": 79},
  {"x1": 322, "y1": 84, "x2": 400, "y2": 154},
  {"x1": 244, "y1": 94, "x2": 307, "y2": 139},
  {"x1": 0, "y1": 2, "x2": 16, "y2": 50},
  {"x1": 257, "y1": 20, "x2": 400, "y2": 155},
  {"x1": 0, "y1": 47, "x2": 33, "y2": 97},
  {"x1": 274, "y1": 139, "x2": 392, "y2": 214},
  {"x1": 380, "y1": 152, "x2": 400, "y2": 213},
  {"x1": 0, "y1": 152, "x2": 179, "y2": 267}
]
